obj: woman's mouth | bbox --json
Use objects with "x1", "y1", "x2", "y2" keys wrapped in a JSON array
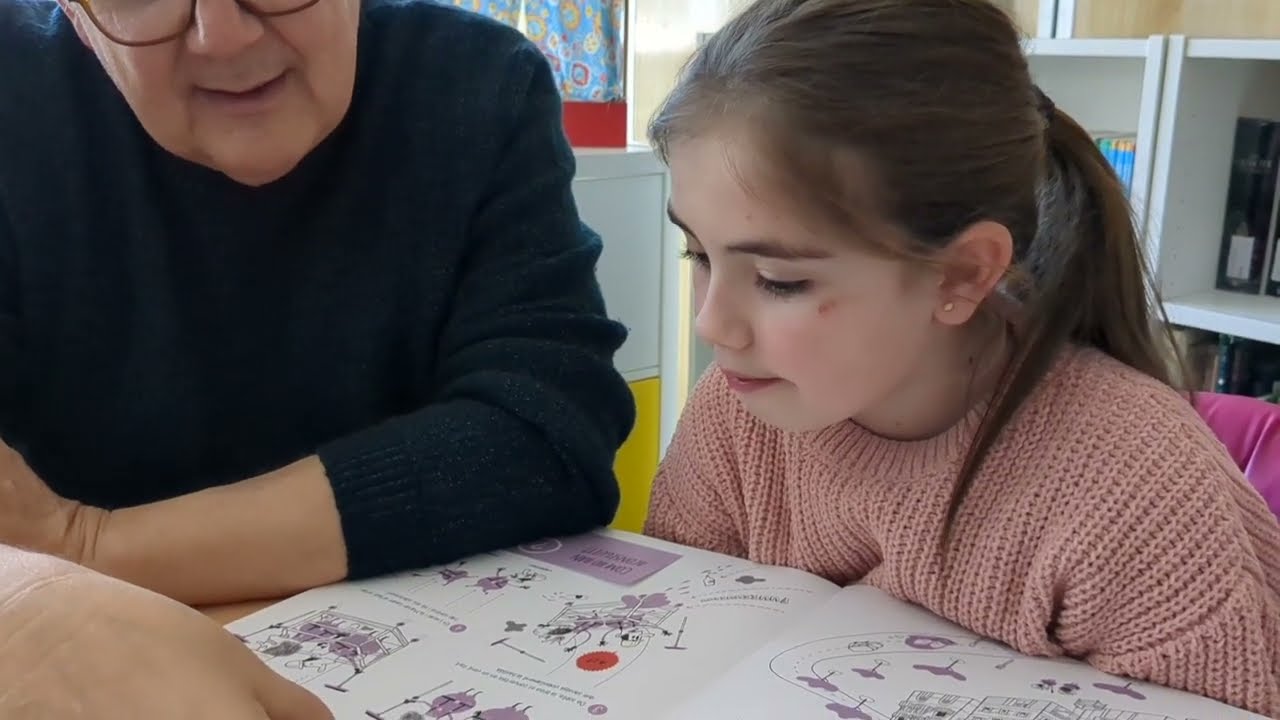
[
  {"x1": 721, "y1": 370, "x2": 782, "y2": 393},
  {"x1": 194, "y1": 72, "x2": 289, "y2": 114}
]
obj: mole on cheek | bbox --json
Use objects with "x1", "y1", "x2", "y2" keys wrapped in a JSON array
[{"x1": 817, "y1": 300, "x2": 836, "y2": 316}]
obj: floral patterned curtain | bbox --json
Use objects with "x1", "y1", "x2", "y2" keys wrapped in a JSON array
[
  {"x1": 451, "y1": 0, "x2": 626, "y2": 103},
  {"x1": 448, "y1": 0, "x2": 521, "y2": 27}
]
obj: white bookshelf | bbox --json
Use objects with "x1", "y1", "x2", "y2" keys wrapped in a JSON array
[
  {"x1": 1147, "y1": 36, "x2": 1280, "y2": 344},
  {"x1": 1024, "y1": 36, "x2": 1166, "y2": 243}
]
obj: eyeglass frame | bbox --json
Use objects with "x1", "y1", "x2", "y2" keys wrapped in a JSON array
[{"x1": 68, "y1": 0, "x2": 323, "y2": 47}]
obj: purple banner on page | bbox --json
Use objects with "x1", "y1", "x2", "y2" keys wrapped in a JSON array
[{"x1": 513, "y1": 533, "x2": 682, "y2": 586}]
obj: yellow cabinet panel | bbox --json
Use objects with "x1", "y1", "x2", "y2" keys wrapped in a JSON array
[{"x1": 611, "y1": 378, "x2": 661, "y2": 533}]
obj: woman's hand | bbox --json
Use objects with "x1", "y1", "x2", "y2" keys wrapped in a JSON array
[
  {"x1": 0, "y1": 549, "x2": 333, "y2": 720},
  {"x1": 0, "y1": 439, "x2": 105, "y2": 563}
]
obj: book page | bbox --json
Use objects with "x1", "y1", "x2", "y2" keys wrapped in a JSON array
[
  {"x1": 224, "y1": 529, "x2": 838, "y2": 719},
  {"x1": 666, "y1": 584, "x2": 1268, "y2": 720}
]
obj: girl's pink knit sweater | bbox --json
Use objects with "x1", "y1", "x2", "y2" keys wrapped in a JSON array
[{"x1": 645, "y1": 346, "x2": 1280, "y2": 716}]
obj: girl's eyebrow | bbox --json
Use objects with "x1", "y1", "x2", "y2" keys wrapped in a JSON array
[
  {"x1": 725, "y1": 239, "x2": 832, "y2": 260},
  {"x1": 667, "y1": 202, "x2": 831, "y2": 260}
]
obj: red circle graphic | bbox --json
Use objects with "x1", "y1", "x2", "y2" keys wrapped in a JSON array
[{"x1": 576, "y1": 651, "x2": 620, "y2": 672}]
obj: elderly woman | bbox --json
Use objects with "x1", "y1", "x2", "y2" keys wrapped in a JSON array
[{"x1": 0, "y1": 0, "x2": 635, "y2": 713}]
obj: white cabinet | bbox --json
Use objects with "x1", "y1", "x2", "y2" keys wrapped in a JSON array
[{"x1": 571, "y1": 146, "x2": 684, "y2": 452}]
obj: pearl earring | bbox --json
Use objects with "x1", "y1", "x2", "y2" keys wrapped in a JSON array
[{"x1": 942, "y1": 302, "x2": 955, "y2": 312}]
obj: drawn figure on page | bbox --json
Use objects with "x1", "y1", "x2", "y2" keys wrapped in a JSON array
[
  {"x1": 768, "y1": 632, "x2": 1024, "y2": 717},
  {"x1": 473, "y1": 567, "x2": 546, "y2": 594},
  {"x1": 472, "y1": 703, "x2": 534, "y2": 720},
  {"x1": 535, "y1": 593, "x2": 683, "y2": 686},
  {"x1": 407, "y1": 561, "x2": 473, "y2": 593},
  {"x1": 536, "y1": 593, "x2": 679, "y2": 652},
  {"x1": 367, "y1": 683, "x2": 537, "y2": 720},
  {"x1": 845, "y1": 641, "x2": 884, "y2": 653},
  {"x1": 236, "y1": 607, "x2": 416, "y2": 692},
  {"x1": 694, "y1": 561, "x2": 762, "y2": 589},
  {"x1": 364, "y1": 682, "x2": 481, "y2": 720},
  {"x1": 821, "y1": 697, "x2": 874, "y2": 720},
  {"x1": 848, "y1": 660, "x2": 888, "y2": 680},
  {"x1": 439, "y1": 567, "x2": 547, "y2": 614}
]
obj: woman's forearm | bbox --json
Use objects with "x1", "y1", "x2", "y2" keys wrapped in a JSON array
[{"x1": 89, "y1": 456, "x2": 349, "y2": 606}]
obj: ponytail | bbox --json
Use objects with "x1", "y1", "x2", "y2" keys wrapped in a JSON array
[
  {"x1": 1036, "y1": 106, "x2": 1182, "y2": 381},
  {"x1": 945, "y1": 98, "x2": 1188, "y2": 533}
]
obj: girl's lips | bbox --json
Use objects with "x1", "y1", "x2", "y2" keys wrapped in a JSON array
[{"x1": 721, "y1": 370, "x2": 782, "y2": 393}]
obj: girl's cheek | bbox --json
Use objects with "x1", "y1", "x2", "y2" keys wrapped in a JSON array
[{"x1": 764, "y1": 312, "x2": 828, "y2": 368}]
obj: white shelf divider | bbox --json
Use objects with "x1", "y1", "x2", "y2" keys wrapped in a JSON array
[
  {"x1": 1024, "y1": 37, "x2": 1150, "y2": 58},
  {"x1": 1186, "y1": 38, "x2": 1280, "y2": 61},
  {"x1": 1165, "y1": 290, "x2": 1280, "y2": 345}
]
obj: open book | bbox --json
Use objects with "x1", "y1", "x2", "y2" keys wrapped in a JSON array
[{"x1": 225, "y1": 529, "x2": 1267, "y2": 720}]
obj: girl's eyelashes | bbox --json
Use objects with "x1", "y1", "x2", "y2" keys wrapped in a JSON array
[
  {"x1": 756, "y1": 276, "x2": 811, "y2": 297},
  {"x1": 680, "y1": 248, "x2": 709, "y2": 268},
  {"x1": 681, "y1": 248, "x2": 810, "y2": 298}
]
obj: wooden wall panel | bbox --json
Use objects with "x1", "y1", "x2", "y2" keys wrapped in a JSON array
[
  {"x1": 1074, "y1": 0, "x2": 1280, "y2": 38},
  {"x1": 994, "y1": 0, "x2": 1044, "y2": 36}
]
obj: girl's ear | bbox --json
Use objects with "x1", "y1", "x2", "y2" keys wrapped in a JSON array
[{"x1": 934, "y1": 220, "x2": 1014, "y2": 326}]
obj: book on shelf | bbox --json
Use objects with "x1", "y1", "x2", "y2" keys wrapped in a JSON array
[
  {"x1": 1171, "y1": 326, "x2": 1280, "y2": 400},
  {"x1": 223, "y1": 528, "x2": 1267, "y2": 720},
  {"x1": 1214, "y1": 117, "x2": 1280, "y2": 295},
  {"x1": 1092, "y1": 131, "x2": 1136, "y2": 196}
]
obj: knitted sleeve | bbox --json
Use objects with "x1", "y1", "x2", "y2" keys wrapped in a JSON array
[
  {"x1": 1053, "y1": 434, "x2": 1280, "y2": 717},
  {"x1": 644, "y1": 369, "x2": 747, "y2": 557},
  {"x1": 0, "y1": 198, "x2": 15, "y2": 443},
  {"x1": 316, "y1": 37, "x2": 635, "y2": 579}
]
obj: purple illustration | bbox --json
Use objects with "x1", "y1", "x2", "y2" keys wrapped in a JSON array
[
  {"x1": 797, "y1": 671, "x2": 840, "y2": 692},
  {"x1": 849, "y1": 661, "x2": 887, "y2": 680},
  {"x1": 587, "y1": 705, "x2": 609, "y2": 716},
  {"x1": 536, "y1": 593, "x2": 679, "y2": 655},
  {"x1": 450, "y1": 624, "x2": 468, "y2": 634},
  {"x1": 1094, "y1": 680, "x2": 1147, "y2": 700},
  {"x1": 439, "y1": 567, "x2": 469, "y2": 584},
  {"x1": 904, "y1": 635, "x2": 956, "y2": 651},
  {"x1": 237, "y1": 607, "x2": 416, "y2": 692},
  {"x1": 407, "y1": 562, "x2": 471, "y2": 593},
  {"x1": 824, "y1": 700, "x2": 872, "y2": 720},
  {"x1": 364, "y1": 683, "x2": 480, "y2": 720},
  {"x1": 474, "y1": 568, "x2": 544, "y2": 594},
  {"x1": 912, "y1": 659, "x2": 966, "y2": 682},
  {"x1": 474, "y1": 703, "x2": 534, "y2": 720}
]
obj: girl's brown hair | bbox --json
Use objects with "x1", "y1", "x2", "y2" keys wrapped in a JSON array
[{"x1": 649, "y1": 0, "x2": 1187, "y2": 531}]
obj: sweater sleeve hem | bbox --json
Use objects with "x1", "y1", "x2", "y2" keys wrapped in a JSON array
[{"x1": 1086, "y1": 582, "x2": 1280, "y2": 717}]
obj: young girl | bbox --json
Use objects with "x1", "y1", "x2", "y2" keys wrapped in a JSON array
[{"x1": 641, "y1": 0, "x2": 1280, "y2": 715}]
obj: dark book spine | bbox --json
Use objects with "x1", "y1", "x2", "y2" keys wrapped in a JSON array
[{"x1": 1215, "y1": 118, "x2": 1280, "y2": 294}]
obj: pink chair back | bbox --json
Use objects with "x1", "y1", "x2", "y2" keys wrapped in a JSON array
[{"x1": 1193, "y1": 391, "x2": 1280, "y2": 520}]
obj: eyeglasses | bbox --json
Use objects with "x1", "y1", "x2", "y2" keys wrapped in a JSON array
[{"x1": 69, "y1": 0, "x2": 322, "y2": 46}]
